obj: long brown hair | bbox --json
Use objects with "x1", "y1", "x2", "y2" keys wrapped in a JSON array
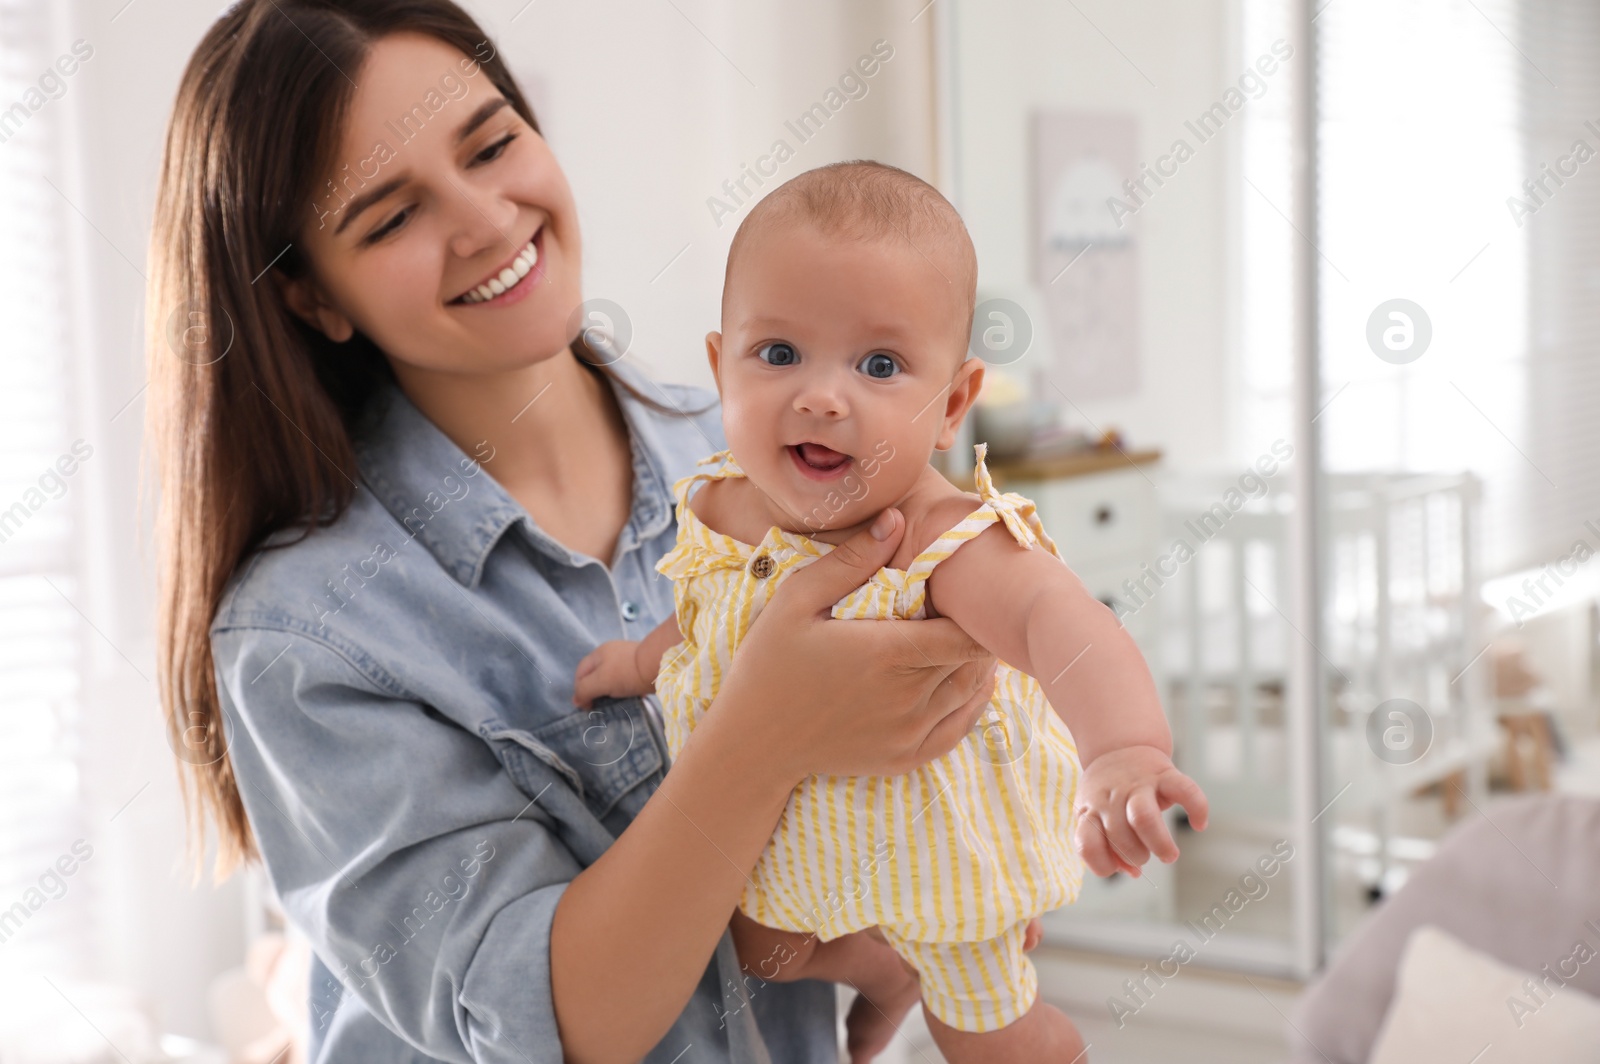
[{"x1": 147, "y1": 0, "x2": 657, "y2": 877}]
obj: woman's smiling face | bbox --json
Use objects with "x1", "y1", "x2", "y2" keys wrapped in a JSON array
[{"x1": 280, "y1": 32, "x2": 582, "y2": 377}]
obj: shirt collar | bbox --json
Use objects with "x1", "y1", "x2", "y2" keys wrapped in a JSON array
[{"x1": 355, "y1": 358, "x2": 693, "y2": 588}]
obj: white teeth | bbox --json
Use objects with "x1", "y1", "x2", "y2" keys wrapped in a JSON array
[{"x1": 457, "y1": 233, "x2": 541, "y2": 304}]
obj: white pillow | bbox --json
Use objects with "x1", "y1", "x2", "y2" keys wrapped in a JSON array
[{"x1": 1368, "y1": 925, "x2": 1600, "y2": 1064}]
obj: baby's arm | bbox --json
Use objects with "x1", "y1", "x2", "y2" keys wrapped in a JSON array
[
  {"x1": 572, "y1": 617, "x2": 682, "y2": 708},
  {"x1": 926, "y1": 517, "x2": 1210, "y2": 874}
]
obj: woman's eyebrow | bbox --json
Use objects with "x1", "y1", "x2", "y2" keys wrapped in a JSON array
[
  {"x1": 336, "y1": 176, "x2": 407, "y2": 236},
  {"x1": 453, "y1": 96, "x2": 510, "y2": 146},
  {"x1": 333, "y1": 97, "x2": 514, "y2": 237}
]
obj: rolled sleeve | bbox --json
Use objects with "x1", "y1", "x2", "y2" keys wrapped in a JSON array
[{"x1": 214, "y1": 625, "x2": 580, "y2": 1064}]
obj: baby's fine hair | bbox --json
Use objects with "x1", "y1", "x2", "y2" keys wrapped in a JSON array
[{"x1": 724, "y1": 160, "x2": 979, "y2": 347}]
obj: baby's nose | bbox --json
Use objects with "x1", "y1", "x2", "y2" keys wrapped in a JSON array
[
  {"x1": 793, "y1": 386, "x2": 849, "y2": 418},
  {"x1": 796, "y1": 376, "x2": 857, "y2": 422}
]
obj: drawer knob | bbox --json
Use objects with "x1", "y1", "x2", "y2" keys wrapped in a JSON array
[{"x1": 1094, "y1": 505, "x2": 1115, "y2": 526}]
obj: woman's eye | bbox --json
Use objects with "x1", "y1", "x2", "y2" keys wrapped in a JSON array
[
  {"x1": 474, "y1": 133, "x2": 517, "y2": 165},
  {"x1": 365, "y1": 207, "x2": 411, "y2": 244},
  {"x1": 757, "y1": 342, "x2": 798, "y2": 366},
  {"x1": 858, "y1": 352, "x2": 899, "y2": 378}
]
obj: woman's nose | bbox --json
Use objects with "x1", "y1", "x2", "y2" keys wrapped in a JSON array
[{"x1": 447, "y1": 183, "x2": 520, "y2": 260}]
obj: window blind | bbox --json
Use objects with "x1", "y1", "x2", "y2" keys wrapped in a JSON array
[
  {"x1": 0, "y1": 0, "x2": 95, "y2": 983},
  {"x1": 1240, "y1": 0, "x2": 1597, "y2": 580},
  {"x1": 1515, "y1": 0, "x2": 1600, "y2": 576}
]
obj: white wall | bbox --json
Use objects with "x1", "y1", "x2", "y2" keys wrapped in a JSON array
[
  {"x1": 947, "y1": 0, "x2": 1237, "y2": 470},
  {"x1": 59, "y1": 0, "x2": 250, "y2": 1043}
]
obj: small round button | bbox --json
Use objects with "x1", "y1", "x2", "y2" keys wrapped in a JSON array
[
  {"x1": 620, "y1": 600, "x2": 640, "y2": 621},
  {"x1": 749, "y1": 554, "x2": 776, "y2": 579}
]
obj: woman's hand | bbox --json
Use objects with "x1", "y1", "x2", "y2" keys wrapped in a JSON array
[
  {"x1": 708, "y1": 507, "x2": 999, "y2": 785},
  {"x1": 551, "y1": 509, "x2": 995, "y2": 1064}
]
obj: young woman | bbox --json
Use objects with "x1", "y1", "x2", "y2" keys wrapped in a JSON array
[{"x1": 146, "y1": 2, "x2": 1002, "y2": 1061}]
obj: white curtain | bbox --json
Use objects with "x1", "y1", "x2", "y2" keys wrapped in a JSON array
[{"x1": 0, "y1": 0, "x2": 96, "y2": 984}]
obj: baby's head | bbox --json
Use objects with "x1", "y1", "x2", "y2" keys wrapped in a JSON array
[{"x1": 706, "y1": 160, "x2": 984, "y2": 534}]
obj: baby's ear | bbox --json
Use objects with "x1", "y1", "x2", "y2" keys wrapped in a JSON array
[
  {"x1": 935, "y1": 357, "x2": 985, "y2": 450},
  {"x1": 704, "y1": 331, "x2": 724, "y2": 390}
]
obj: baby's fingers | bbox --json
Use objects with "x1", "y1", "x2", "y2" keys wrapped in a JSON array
[
  {"x1": 1075, "y1": 813, "x2": 1139, "y2": 878},
  {"x1": 572, "y1": 660, "x2": 607, "y2": 707},
  {"x1": 1128, "y1": 787, "x2": 1180, "y2": 863},
  {"x1": 1099, "y1": 802, "x2": 1153, "y2": 872},
  {"x1": 575, "y1": 653, "x2": 601, "y2": 681},
  {"x1": 1157, "y1": 769, "x2": 1211, "y2": 832}
]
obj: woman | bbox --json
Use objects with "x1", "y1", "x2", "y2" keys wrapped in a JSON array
[{"x1": 147, "y1": 3, "x2": 999, "y2": 1061}]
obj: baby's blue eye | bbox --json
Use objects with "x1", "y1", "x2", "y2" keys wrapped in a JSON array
[
  {"x1": 858, "y1": 352, "x2": 899, "y2": 379},
  {"x1": 758, "y1": 342, "x2": 798, "y2": 366}
]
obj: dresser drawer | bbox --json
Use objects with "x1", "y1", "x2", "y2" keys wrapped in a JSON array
[{"x1": 1015, "y1": 468, "x2": 1160, "y2": 570}]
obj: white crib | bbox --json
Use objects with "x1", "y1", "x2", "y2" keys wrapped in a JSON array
[{"x1": 1147, "y1": 469, "x2": 1493, "y2": 885}]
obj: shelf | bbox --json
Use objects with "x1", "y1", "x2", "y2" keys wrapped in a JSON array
[{"x1": 950, "y1": 447, "x2": 1163, "y2": 490}]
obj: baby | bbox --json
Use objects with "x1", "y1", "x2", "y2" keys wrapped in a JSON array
[{"x1": 575, "y1": 161, "x2": 1208, "y2": 1062}]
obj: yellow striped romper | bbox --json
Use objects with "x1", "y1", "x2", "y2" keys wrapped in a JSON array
[{"x1": 654, "y1": 443, "x2": 1085, "y2": 1032}]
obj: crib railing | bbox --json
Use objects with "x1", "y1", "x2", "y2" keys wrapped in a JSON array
[{"x1": 1149, "y1": 469, "x2": 1486, "y2": 824}]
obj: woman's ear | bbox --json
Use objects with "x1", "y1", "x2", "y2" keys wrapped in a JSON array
[
  {"x1": 935, "y1": 357, "x2": 985, "y2": 450},
  {"x1": 273, "y1": 270, "x2": 355, "y2": 343},
  {"x1": 705, "y1": 331, "x2": 724, "y2": 393}
]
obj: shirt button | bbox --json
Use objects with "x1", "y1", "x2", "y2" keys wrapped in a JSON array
[
  {"x1": 620, "y1": 600, "x2": 641, "y2": 621},
  {"x1": 749, "y1": 554, "x2": 776, "y2": 579}
]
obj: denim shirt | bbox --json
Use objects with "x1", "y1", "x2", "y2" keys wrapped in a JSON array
[{"x1": 211, "y1": 359, "x2": 836, "y2": 1063}]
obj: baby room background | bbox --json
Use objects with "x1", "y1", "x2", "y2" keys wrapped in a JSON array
[{"x1": 4, "y1": 0, "x2": 1599, "y2": 1061}]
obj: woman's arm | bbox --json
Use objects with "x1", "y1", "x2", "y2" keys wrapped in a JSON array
[
  {"x1": 551, "y1": 507, "x2": 998, "y2": 1064},
  {"x1": 216, "y1": 509, "x2": 992, "y2": 1064},
  {"x1": 213, "y1": 627, "x2": 590, "y2": 1064}
]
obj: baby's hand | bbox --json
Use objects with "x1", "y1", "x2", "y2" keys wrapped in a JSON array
[
  {"x1": 573, "y1": 640, "x2": 653, "y2": 708},
  {"x1": 1074, "y1": 745, "x2": 1209, "y2": 878}
]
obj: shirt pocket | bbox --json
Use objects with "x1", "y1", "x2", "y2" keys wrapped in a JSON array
[{"x1": 484, "y1": 697, "x2": 663, "y2": 826}]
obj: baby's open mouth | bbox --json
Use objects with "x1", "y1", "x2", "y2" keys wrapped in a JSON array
[{"x1": 789, "y1": 442, "x2": 853, "y2": 480}]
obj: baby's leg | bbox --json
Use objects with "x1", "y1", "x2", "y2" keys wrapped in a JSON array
[
  {"x1": 886, "y1": 921, "x2": 1087, "y2": 1063},
  {"x1": 730, "y1": 912, "x2": 921, "y2": 1061},
  {"x1": 728, "y1": 908, "x2": 818, "y2": 980},
  {"x1": 925, "y1": 1000, "x2": 1086, "y2": 1063}
]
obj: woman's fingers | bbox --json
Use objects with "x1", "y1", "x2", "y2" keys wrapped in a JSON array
[
  {"x1": 911, "y1": 657, "x2": 998, "y2": 763},
  {"x1": 722, "y1": 511, "x2": 1001, "y2": 781},
  {"x1": 882, "y1": 613, "x2": 998, "y2": 669},
  {"x1": 768, "y1": 508, "x2": 904, "y2": 620}
]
